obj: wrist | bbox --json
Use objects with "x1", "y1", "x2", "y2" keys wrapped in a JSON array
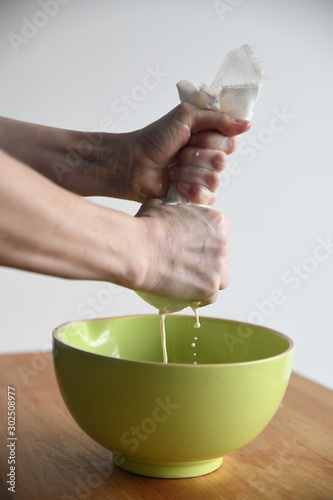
[
  {"x1": 96, "y1": 206, "x2": 149, "y2": 290},
  {"x1": 0, "y1": 117, "x2": 135, "y2": 199},
  {"x1": 49, "y1": 129, "x2": 110, "y2": 197},
  {"x1": 76, "y1": 131, "x2": 136, "y2": 199}
]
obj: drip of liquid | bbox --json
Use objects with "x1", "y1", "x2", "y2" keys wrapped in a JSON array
[
  {"x1": 159, "y1": 308, "x2": 201, "y2": 364},
  {"x1": 159, "y1": 312, "x2": 168, "y2": 364},
  {"x1": 192, "y1": 306, "x2": 201, "y2": 329}
]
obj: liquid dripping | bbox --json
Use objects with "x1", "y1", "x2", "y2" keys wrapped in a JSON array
[
  {"x1": 159, "y1": 312, "x2": 168, "y2": 364},
  {"x1": 159, "y1": 307, "x2": 201, "y2": 365},
  {"x1": 192, "y1": 307, "x2": 201, "y2": 329},
  {"x1": 190, "y1": 312, "x2": 200, "y2": 365}
]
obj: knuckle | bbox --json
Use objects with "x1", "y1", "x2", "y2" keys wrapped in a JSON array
[
  {"x1": 211, "y1": 209, "x2": 225, "y2": 228},
  {"x1": 177, "y1": 101, "x2": 193, "y2": 114},
  {"x1": 220, "y1": 268, "x2": 230, "y2": 289},
  {"x1": 204, "y1": 191, "x2": 216, "y2": 206},
  {"x1": 199, "y1": 278, "x2": 219, "y2": 302},
  {"x1": 205, "y1": 170, "x2": 220, "y2": 191},
  {"x1": 223, "y1": 136, "x2": 238, "y2": 154},
  {"x1": 171, "y1": 103, "x2": 195, "y2": 140},
  {"x1": 212, "y1": 151, "x2": 227, "y2": 171},
  {"x1": 205, "y1": 291, "x2": 219, "y2": 306},
  {"x1": 175, "y1": 102, "x2": 194, "y2": 122},
  {"x1": 230, "y1": 135, "x2": 238, "y2": 150}
]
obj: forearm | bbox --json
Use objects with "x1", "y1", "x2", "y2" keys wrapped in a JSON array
[
  {"x1": 0, "y1": 116, "x2": 130, "y2": 198},
  {"x1": 0, "y1": 106, "x2": 249, "y2": 205},
  {"x1": 0, "y1": 150, "x2": 146, "y2": 287}
]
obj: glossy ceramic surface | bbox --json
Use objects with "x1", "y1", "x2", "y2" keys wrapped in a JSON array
[{"x1": 52, "y1": 315, "x2": 294, "y2": 478}]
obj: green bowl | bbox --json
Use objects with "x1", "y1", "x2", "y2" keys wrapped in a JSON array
[{"x1": 52, "y1": 315, "x2": 294, "y2": 478}]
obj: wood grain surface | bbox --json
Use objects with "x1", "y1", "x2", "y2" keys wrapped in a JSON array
[{"x1": 0, "y1": 352, "x2": 332, "y2": 500}]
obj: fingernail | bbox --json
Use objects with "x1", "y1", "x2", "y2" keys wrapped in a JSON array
[{"x1": 234, "y1": 118, "x2": 250, "y2": 125}]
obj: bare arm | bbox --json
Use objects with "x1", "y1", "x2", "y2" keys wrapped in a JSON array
[
  {"x1": 0, "y1": 106, "x2": 249, "y2": 205},
  {"x1": 0, "y1": 104, "x2": 248, "y2": 303},
  {"x1": 0, "y1": 149, "x2": 145, "y2": 286},
  {"x1": 0, "y1": 116, "x2": 127, "y2": 197},
  {"x1": 0, "y1": 149, "x2": 231, "y2": 305}
]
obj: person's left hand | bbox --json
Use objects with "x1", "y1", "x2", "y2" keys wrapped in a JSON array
[{"x1": 99, "y1": 102, "x2": 250, "y2": 204}]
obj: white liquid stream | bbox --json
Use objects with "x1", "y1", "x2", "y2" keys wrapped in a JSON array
[
  {"x1": 159, "y1": 306, "x2": 201, "y2": 364},
  {"x1": 159, "y1": 313, "x2": 168, "y2": 364}
]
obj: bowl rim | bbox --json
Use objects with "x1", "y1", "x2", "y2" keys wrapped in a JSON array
[{"x1": 52, "y1": 314, "x2": 295, "y2": 367}]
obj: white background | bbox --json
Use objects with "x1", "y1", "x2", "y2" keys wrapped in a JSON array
[{"x1": 0, "y1": 0, "x2": 332, "y2": 389}]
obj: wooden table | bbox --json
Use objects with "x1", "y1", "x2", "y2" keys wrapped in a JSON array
[{"x1": 0, "y1": 353, "x2": 332, "y2": 500}]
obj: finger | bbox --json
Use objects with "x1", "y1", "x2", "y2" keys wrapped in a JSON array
[
  {"x1": 199, "y1": 291, "x2": 219, "y2": 308},
  {"x1": 221, "y1": 214, "x2": 232, "y2": 234},
  {"x1": 219, "y1": 264, "x2": 230, "y2": 290},
  {"x1": 188, "y1": 132, "x2": 238, "y2": 154},
  {"x1": 180, "y1": 102, "x2": 251, "y2": 137},
  {"x1": 198, "y1": 260, "x2": 230, "y2": 305},
  {"x1": 168, "y1": 147, "x2": 227, "y2": 203},
  {"x1": 224, "y1": 238, "x2": 232, "y2": 263},
  {"x1": 177, "y1": 147, "x2": 227, "y2": 173},
  {"x1": 168, "y1": 164, "x2": 221, "y2": 194},
  {"x1": 175, "y1": 182, "x2": 217, "y2": 206}
]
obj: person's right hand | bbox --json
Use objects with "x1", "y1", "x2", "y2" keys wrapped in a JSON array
[
  {"x1": 95, "y1": 103, "x2": 250, "y2": 203},
  {"x1": 135, "y1": 198, "x2": 231, "y2": 308}
]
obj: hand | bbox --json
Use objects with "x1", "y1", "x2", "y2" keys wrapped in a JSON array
[
  {"x1": 100, "y1": 102, "x2": 250, "y2": 203},
  {"x1": 0, "y1": 107, "x2": 249, "y2": 203},
  {"x1": 135, "y1": 198, "x2": 231, "y2": 306}
]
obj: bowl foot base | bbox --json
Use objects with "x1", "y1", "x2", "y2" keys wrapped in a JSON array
[{"x1": 113, "y1": 455, "x2": 223, "y2": 478}]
